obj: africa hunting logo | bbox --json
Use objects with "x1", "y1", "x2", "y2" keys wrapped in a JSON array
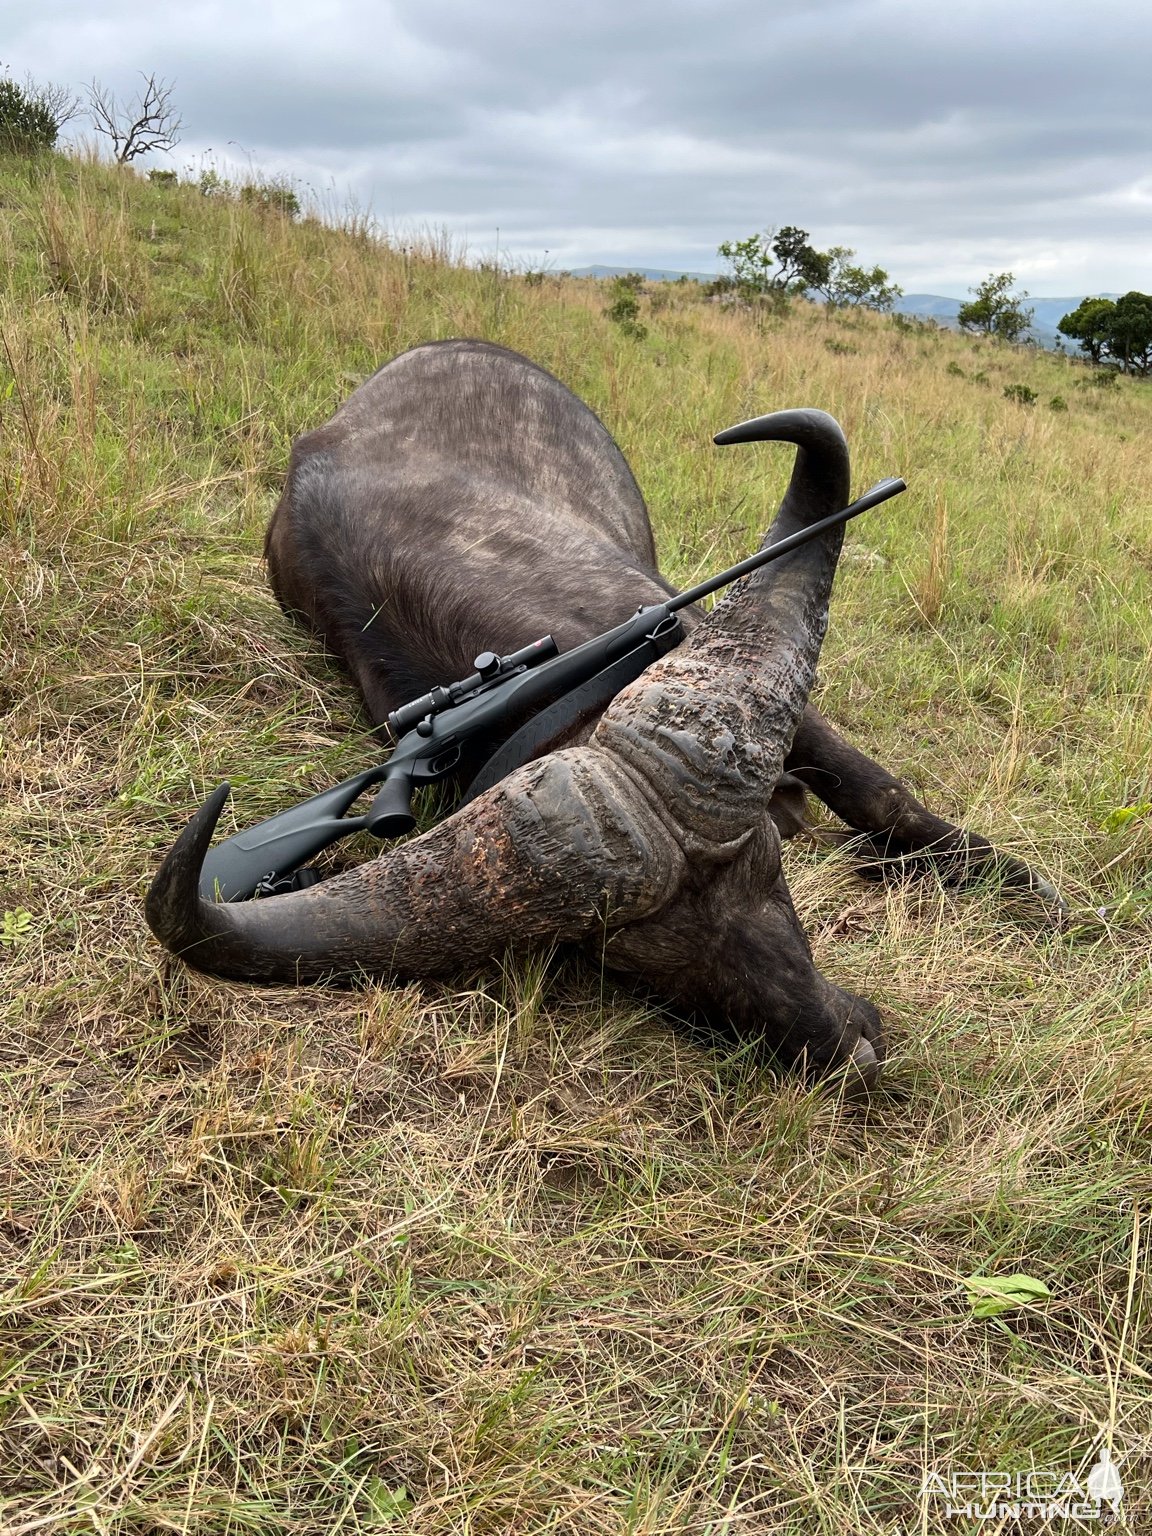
[{"x1": 922, "y1": 1443, "x2": 1125, "y2": 1523}]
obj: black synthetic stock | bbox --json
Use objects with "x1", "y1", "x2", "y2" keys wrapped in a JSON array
[
  {"x1": 363, "y1": 773, "x2": 421, "y2": 838},
  {"x1": 197, "y1": 765, "x2": 386, "y2": 902}
]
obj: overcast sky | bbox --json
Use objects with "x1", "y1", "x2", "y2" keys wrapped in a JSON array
[{"x1": 5, "y1": 0, "x2": 1150, "y2": 294}]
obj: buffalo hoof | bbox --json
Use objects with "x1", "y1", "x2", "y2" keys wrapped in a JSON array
[{"x1": 835, "y1": 995, "x2": 885, "y2": 1098}]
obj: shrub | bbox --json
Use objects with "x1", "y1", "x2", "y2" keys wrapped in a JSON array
[
  {"x1": 147, "y1": 168, "x2": 177, "y2": 187},
  {"x1": 0, "y1": 75, "x2": 58, "y2": 155},
  {"x1": 240, "y1": 177, "x2": 301, "y2": 220},
  {"x1": 1073, "y1": 369, "x2": 1118, "y2": 391},
  {"x1": 198, "y1": 168, "x2": 233, "y2": 198},
  {"x1": 946, "y1": 361, "x2": 965, "y2": 377},
  {"x1": 1049, "y1": 395, "x2": 1068, "y2": 412},
  {"x1": 892, "y1": 313, "x2": 937, "y2": 336},
  {"x1": 1003, "y1": 383, "x2": 1038, "y2": 406},
  {"x1": 605, "y1": 273, "x2": 647, "y2": 340}
]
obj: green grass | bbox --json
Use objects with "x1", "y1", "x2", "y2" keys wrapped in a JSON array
[{"x1": 2, "y1": 152, "x2": 1151, "y2": 1533}]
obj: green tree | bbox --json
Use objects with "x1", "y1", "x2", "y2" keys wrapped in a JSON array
[
  {"x1": 818, "y1": 246, "x2": 902, "y2": 311},
  {"x1": 0, "y1": 72, "x2": 61, "y2": 154},
  {"x1": 716, "y1": 226, "x2": 831, "y2": 301},
  {"x1": 1059, "y1": 292, "x2": 1152, "y2": 375},
  {"x1": 716, "y1": 233, "x2": 776, "y2": 298},
  {"x1": 1057, "y1": 297, "x2": 1116, "y2": 364},
  {"x1": 1107, "y1": 291, "x2": 1152, "y2": 375},
  {"x1": 957, "y1": 272, "x2": 1034, "y2": 343},
  {"x1": 769, "y1": 226, "x2": 830, "y2": 292}
]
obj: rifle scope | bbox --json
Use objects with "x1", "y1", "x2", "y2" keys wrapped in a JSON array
[{"x1": 386, "y1": 633, "x2": 559, "y2": 738}]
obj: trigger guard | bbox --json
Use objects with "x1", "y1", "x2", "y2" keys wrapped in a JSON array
[{"x1": 254, "y1": 866, "x2": 323, "y2": 898}]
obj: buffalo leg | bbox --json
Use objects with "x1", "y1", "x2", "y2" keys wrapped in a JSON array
[{"x1": 786, "y1": 707, "x2": 1065, "y2": 918}]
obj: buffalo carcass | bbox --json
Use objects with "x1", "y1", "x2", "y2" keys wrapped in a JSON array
[{"x1": 146, "y1": 340, "x2": 1062, "y2": 1091}]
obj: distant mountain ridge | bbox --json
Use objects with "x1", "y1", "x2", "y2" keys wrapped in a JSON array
[{"x1": 567, "y1": 266, "x2": 1120, "y2": 350}]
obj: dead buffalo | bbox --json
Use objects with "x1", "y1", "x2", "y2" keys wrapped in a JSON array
[{"x1": 146, "y1": 339, "x2": 1062, "y2": 1091}]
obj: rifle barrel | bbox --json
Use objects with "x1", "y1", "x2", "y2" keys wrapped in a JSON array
[{"x1": 667, "y1": 477, "x2": 906, "y2": 615}]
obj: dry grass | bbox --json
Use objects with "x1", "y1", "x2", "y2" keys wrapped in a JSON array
[{"x1": 2, "y1": 154, "x2": 1151, "y2": 1533}]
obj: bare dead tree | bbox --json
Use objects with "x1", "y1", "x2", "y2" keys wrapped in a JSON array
[{"x1": 87, "y1": 73, "x2": 182, "y2": 162}]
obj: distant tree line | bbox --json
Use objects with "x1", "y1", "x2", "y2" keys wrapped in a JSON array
[
  {"x1": 10, "y1": 58, "x2": 1145, "y2": 367},
  {"x1": 711, "y1": 226, "x2": 902, "y2": 312},
  {"x1": 933, "y1": 270, "x2": 1152, "y2": 376}
]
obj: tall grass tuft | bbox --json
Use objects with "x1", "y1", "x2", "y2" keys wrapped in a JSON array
[
  {"x1": 911, "y1": 491, "x2": 950, "y2": 623},
  {"x1": 37, "y1": 175, "x2": 150, "y2": 316}
]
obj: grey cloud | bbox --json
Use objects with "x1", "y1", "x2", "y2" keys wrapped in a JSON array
[{"x1": 4, "y1": 0, "x2": 1151, "y2": 292}]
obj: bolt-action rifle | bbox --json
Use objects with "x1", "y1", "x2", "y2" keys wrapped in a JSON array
[{"x1": 196, "y1": 474, "x2": 906, "y2": 901}]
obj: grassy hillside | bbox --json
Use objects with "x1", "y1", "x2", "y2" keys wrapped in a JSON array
[{"x1": 2, "y1": 154, "x2": 1150, "y2": 1533}]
